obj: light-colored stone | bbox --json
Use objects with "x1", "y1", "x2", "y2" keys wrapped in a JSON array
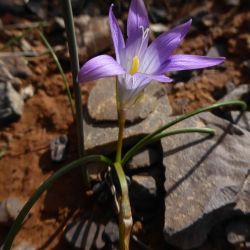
[
  {"x1": 231, "y1": 111, "x2": 250, "y2": 132},
  {"x1": 87, "y1": 77, "x2": 168, "y2": 123},
  {"x1": 162, "y1": 112, "x2": 250, "y2": 249},
  {"x1": 127, "y1": 147, "x2": 161, "y2": 170},
  {"x1": 0, "y1": 197, "x2": 24, "y2": 225},
  {"x1": 83, "y1": 81, "x2": 172, "y2": 154},
  {"x1": 2, "y1": 57, "x2": 32, "y2": 79},
  {"x1": 220, "y1": 84, "x2": 250, "y2": 102},
  {"x1": 0, "y1": 81, "x2": 24, "y2": 123},
  {"x1": 75, "y1": 15, "x2": 112, "y2": 57},
  {"x1": 13, "y1": 243, "x2": 36, "y2": 250},
  {"x1": 130, "y1": 175, "x2": 158, "y2": 212}
]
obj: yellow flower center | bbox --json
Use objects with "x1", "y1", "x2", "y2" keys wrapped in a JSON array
[{"x1": 129, "y1": 56, "x2": 140, "y2": 75}]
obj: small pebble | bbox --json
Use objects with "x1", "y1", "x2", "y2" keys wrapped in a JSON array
[
  {"x1": 103, "y1": 220, "x2": 119, "y2": 244},
  {"x1": 20, "y1": 85, "x2": 34, "y2": 101},
  {"x1": 65, "y1": 215, "x2": 108, "y2": 250},
  {"x1": 226, "y1": 219, "x2": 250, "y2": 245},
  {"x1": 223, "y1": 0, "x2": 241, "y2": 7},
  {"x1": 0, "y1": 197, "x2": 24, "y2": 225},
  {"x1": 50, "y1": 134, "x2": 68, "y2": 162}
]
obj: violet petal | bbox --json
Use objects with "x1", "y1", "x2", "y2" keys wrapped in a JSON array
[
  {"x1": 162, "y1": 54, "x2": 225, "y2": 72},
  {"x1": 142, "y1": 19, "x2": 192, "y2": 74},
  {"x1": 77, "y1": 55, "x2": 125, "y2": 83},
  {"x1": 109, "y1": 5, "x2": 125, "y2": 64},
  {"x1": 126, "y1": 0, "x2": 149, "y2": 48},
  {"x1": 135, "y1": 72, "x2": 173, "y2": 83}
]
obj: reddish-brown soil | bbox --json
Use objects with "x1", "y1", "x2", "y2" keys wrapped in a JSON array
[{"x1": 0, "y1": 0, "x2": 249, "y2": 249}]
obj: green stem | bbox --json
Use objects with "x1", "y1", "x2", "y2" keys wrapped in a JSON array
[
  {"x1": 116, "y1": 109, "x2": 126, "y2": 163},
  {"x1": 114, "y1": 106, "x2": 132, "y2": 250},
  {"x1": 61, "y1": 0, "x2": 89, "y2": 186},
  {"x1": 122, "y1": 100, "x2": 246, "y2": 165},
  {"x1": 39, "y1": 31, "x2": 75, "y2": 117},
  {"x1": 114, "y1": 162, "x2": 133, "y2": 250},
  {"x1": 2, "y1": 155, "x2": 112, "y2": 250}
]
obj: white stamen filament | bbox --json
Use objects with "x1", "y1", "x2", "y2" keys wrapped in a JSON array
[{"x1": 137, "y1": 26, "x2": 149, "y2": 56}]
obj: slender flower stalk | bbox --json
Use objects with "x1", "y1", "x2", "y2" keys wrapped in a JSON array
[
  {"x1": 116, "y1": 108, "x2": 126, "y2": 162},
  {"x1": 115, "y1": 101, "x2": 132, "y2": 250}
]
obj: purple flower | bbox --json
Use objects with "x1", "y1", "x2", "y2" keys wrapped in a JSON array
[{"x1": 78, "y1": 0, "x2": 224, "y2": 107}]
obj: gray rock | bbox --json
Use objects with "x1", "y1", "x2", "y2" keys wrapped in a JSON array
[
  {"x1": 0, "y1": 197, "x2": 24, "y2": 225},
  {"x1": 206, "y1": 44, "x2": 226, "y2": 58},
  {"x1": 87, "y1": 78, "x2": 166, "y2": 123},
  {"x1": 83, "y1": 80, "x2": 172, "y2": 154},
  {"x1": 1, "y1": 57, "x2": 32, "y2": 79},
  {"x1": 20, "y1": 85, "x2": 34, "y2": 101},
  {"x1": 0, "y1": 200, "x2": 9, "y2": 224},
  {"x1": 162, "y1": 112, "x2": 250, "y2": 249},
  {"x1": 242, "y1": 60, "x2": 250, "y2": 75},
  {"x1": 127, "y1": 147, "x2": 161, "y2": 170},
  {"x1": 13, "y1": 243, "x2": 36, "y2": 250},
  {"x1": 64, "y1": 209, "x2": 118, "y2": 250},
  {"x1": 130, "y1": 175, "x2": 157, "y2": 212},
  {"x1": 190, "y1": 7, "x2": 218, "y2": 29},
  {"x1": 25, "y1": 0, "x2": 47, "y2": 19},
  {"x1": 226, "y1": 81, "x2": 236, "y2": 93},
  {"x1": 223, "y1": 0, "x2": 241, "y2": 7},
  {"x1": 103, "y1": 220, "x2": 119, "y2": 244},
  {"x1": 50, "y1": 135, "x2": 68, "y2": 163},
  {"x1": 0, "y1": 81, "x2": 24, "y2": 123},
  {"x1": 231, "y1": 111, "x2": 250, "y2": 131},
  {"x1": 0, "y1": 0, "x2": 25, "y2": 15},
  {"x1": 0, "y1": 60, "x2": 21, "y2": 89},
  {"x1": 220, "y1": 84, "x2": 250, "y2": 102},
  {"x1": 75, "y1": 16, "x2": 111, "y2": 57},
  {"x1": 65, "y1": 217, "x2": 106, "y2": 250}
]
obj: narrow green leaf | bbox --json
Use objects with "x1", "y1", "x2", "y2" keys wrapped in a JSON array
[
  {"x1": 39, "y1": 31, "x2": 75, "y2": 117},
  {"x1": 122, "y1": 100, "x2": 246, "y2": 165},
  {"x1": 3, "y1": 155, "x2": 112, "y2": 250}
]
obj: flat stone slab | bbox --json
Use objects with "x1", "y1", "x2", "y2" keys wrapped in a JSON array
[
  {"x1": 162, "y1": 112, "x2": 250, "y2": 249},
  {"x1": 220, "y1": 83, "x2": 250, "y2": 103},
  {"x1": 84, "y1": 81, "x2": 172, "y2": 154},
  {"x1": 127, "y1": 147, "x2": 161, "y2": 170},
  {"x1": 231, "y1": 111, "x2": 250, "y2": 132},
  {"x1": 87, "y1": 77, "x2": 168, "y2": 123}
]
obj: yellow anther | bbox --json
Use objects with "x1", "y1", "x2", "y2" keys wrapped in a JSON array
[{"x1": 129, "y1": 56, "x2": 140, "y2": 75}]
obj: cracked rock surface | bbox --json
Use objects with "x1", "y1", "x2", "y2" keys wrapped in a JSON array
[{"x1": 162, "y1": 112, "x2": 250, "y2": 249}]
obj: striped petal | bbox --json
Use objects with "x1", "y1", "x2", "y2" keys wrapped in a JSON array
[
  {"x1": 142, "y1": 19, "x2": 192, "y2": 74},
  {"x1": 77, "y1": 55, "x2": 125, "y2": 83},
  {"x1": 161, "y1": 54, "x2": 225, "y2": 73},
  {"x1": 109, "y1": 5, "x2": 125, "y2": 64},
  {"x1": 127, "y1": 0, "x2": 149, "y2": 40}
]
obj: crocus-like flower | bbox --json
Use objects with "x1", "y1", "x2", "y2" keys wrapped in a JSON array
[{"x1": 78, "y1": 0, "x2": 224, "y2": 108}]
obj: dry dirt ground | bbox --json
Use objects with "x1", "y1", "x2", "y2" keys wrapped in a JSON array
[{"x1": 0, "y1": 0, "x2": 249, "y2": 249}]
